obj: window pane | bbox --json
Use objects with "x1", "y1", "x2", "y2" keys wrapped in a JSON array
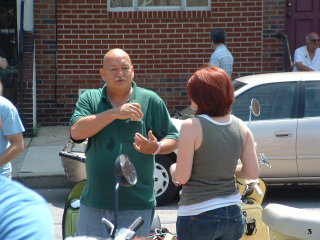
[
  {"x1": 187, "y1": 0, "x2": 208, "y2": 7},
  {"x1": 232, "y1": 80, "x2": 247, "y2": 91},
  {"x1": 139, "y1": 0, "x2": 180, "y2": 6},
  {"x1": 304, "y1": 81, "x2": 320, "y2": 117},
  {"x1": 232, "y1": 82, "x2": 296, "y2": 121},
  {"x1": 110, "y1": 0, "x2": 133, "y2": 8}
]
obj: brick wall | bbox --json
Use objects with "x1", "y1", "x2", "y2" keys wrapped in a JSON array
[
  {"x1": 32, "y1": 0, "x2": 285, "y2": 126},
  {"x1": 18, "y1": 31, "x2": 34, "y2": 135},
  {"x1": 262, "y1": 0, "x2": 286, "y2": 72},
  {"x1": 34, "y1": 0, "x2": 61, "y2": 126}
]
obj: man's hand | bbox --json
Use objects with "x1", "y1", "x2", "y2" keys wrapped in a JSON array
[
  {"x1": 133, "y1": 130, "x2": 159, "y2": 154},
  {"x1": 115, "y1": 103, "x2": 143, "y2": 121},
  {"x1": 295, "y1": 62, "x2": 314, "y2": 71},
  {"x1": 70, "y1": 102, "x2": 143, "y2": 140}
]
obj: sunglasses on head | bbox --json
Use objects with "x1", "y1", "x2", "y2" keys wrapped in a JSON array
[{"x1": 309, "y1": 39, "x2": 320, "y2": 43}]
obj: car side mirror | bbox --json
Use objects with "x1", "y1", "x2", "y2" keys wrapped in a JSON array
[
  {"x1": 250, "y1": 98, "x2": 260, "y2": 117},
  {"x1": 248, "y1": 98, "x2": 260, "y2": 128}
]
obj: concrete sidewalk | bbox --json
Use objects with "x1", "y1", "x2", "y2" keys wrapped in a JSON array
[{"x1": 12, "y1": 126, "x2": 74, "y2": 188}]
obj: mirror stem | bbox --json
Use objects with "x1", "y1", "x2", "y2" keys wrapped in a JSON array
[{"x1": 110, "y1": 180, "x2": 120, "y2": 238}]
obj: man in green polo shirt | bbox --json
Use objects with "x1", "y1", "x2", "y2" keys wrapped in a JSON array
[{"x1": 70, "y1": 48, "x2": 179, "y2": 238}]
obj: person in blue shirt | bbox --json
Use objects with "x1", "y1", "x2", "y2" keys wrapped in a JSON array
[
  {"x1": 0, "y1": 49, "x2": 9, "y2": 88},
  {"x1": 0, "y1": 175, "x2": 55, "y2": 240},
  {"x1": 0, "y1": 80, "x2": 25, "y2": 178},
  {"x1": 209, "y1": 28, "x2": 234, "y2": 78}
]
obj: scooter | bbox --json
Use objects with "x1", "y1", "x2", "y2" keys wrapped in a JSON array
[
  {"x1": 238, "y1": 99, "x2": 320, "y2": 240},
  {"x1": 263, "y1": 203, "x2": 320, "y2": 240},
  {"x1": 238, "y1": 166, "x2": 320, "y2": 240},
  {"x1": 237, "y1": 155, "x2": 270, "y2": 240},
  {"x1": 64, "y1": 154, "x2": 144, "y2": 240},
  {"x1": 235, "y1": 98, "x2": 269, "y2": 240},
  {"x1": 62, "y1": 153, "x2": 172, "y2": 240}
]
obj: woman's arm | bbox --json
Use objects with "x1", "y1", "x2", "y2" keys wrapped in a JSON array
[
  {"x1": 236, "y1": 123, "x2": 260, "y2": 179},
  {"x1": 170, "y1": 118, "x2": 200, "y2": 185}
]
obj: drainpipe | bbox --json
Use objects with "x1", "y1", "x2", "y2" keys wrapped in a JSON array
[
  {"x1": 275, "y1": 32, "x2": 294, "y2": 71},
  {"x1": 33, "y1": 44, "x2": 36, "y2": 127},
  {"x1": 23, "y1": 0, "x2": 36, "y2": 128}
]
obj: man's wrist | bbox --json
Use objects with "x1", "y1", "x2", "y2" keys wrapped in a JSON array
[{"x1": 152, "y1": 142, "x2": 162, "y2": 155}]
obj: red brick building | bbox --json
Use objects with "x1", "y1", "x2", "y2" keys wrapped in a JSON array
[{"x1": 2, "y1": 0, "x2": 318, "y2": 135}]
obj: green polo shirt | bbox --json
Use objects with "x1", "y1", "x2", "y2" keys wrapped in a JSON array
[{"x1": 70, "y1": 82, "x2": 179, "y2": 210}]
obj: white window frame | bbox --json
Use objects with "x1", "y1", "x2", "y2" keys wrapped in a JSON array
[{"x1": 107, "y1": 0, "x2": 211, "y2": 12}]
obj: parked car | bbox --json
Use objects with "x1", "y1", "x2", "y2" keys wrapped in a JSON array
[
  {"x1": 232, "y1": 72, "x2": 320, "y2": 183},
  {"x1": 154, "y1": 71, "x2": 320, "y2": 204},
  {"x1": 60, "y1": 72, "x2": 320, "y2": 205}
]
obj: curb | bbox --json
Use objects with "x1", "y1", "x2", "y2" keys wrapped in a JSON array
[{"x1": 13, "y1": 174, "x2": 75, "y2": 189}]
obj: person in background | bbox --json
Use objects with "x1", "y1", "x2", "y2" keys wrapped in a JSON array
[
  {"x1": 70, "y1": 48, "x2": 179, "y2": 238},
  {"x1": 0, "y1": 49, "x2": 9, "y2": 88},
  {"x1": 0, "y1": 175, "x2": 54, "y2": 240},
  {"x1": 170, "y1": 66, "x2": 259, "y2": 240},
  {"x1": 0, "y1": 77, "x2": 25, "y2": 178},
  {"x1": 209, "y1": 28, "x2": 234, "y2": 78},
  {"x1": 293, "y1": 32, "x2": 320, "y2": 71}
]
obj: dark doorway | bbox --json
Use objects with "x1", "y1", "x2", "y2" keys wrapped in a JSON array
[
  {"x1": 285, "y1": 0, "x2": 320, "y2": 71},
  {"x1": 0, "y1": 0, "x2": 18, "y2": 67},
  {"x1": 0, "y1": 0, "x2": 18, "y2": 103}
]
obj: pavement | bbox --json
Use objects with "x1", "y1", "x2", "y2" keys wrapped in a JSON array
[{"x1": 12, "y1": 126, "x2": 75, "y2": 188}]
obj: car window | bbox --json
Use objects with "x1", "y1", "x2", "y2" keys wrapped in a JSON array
[
  {"x1": 232, "y1": 80, "x2": 247, "y2": 91},
  {"x1": 304, "y1": 81, "x2": 320, "y2": 117},
  {"x1": 232, "y1": 82, "x2": 297, "y2": 121}
]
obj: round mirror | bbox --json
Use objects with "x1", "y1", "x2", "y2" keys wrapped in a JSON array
[
  {"x1": 114, "y1": 154, "x2": 137, "y2": 187},
  {"x1": 250, "y1": 98, "x2": 260, "y2": 117}
]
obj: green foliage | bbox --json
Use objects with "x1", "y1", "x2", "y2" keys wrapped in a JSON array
[{"x1": 32, "y1": 123, "x2": 42, "y2": 137}]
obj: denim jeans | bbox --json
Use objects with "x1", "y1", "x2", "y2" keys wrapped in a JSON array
[
  {"x1": 76, "y1": 203, "x2": 154, "y2": 238},
  {"x1": 177, "y1": 205, "x2": 245, "y2": 240}
]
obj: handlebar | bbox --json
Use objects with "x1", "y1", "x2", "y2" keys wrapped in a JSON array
[
  {"x1": 252, "y1": 182, "x2": 263, "y2": 197},
  {"x1": 111, "y1": 217, "x2": 144, "y2": 240},
  {"x1": 128, "y1": 216, "x2": 144, "y2": 232},
  {"x1": 59, "y1": 151, "x2": 86, "y2": 162},
  {"x1": 65, "y1": 216, "x2": 144, "y2": 240},
  {"x1": 238, "y1": 178, "x2": 264, "y2": 198}
]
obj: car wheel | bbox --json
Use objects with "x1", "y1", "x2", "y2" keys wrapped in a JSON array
[{"x1": 154, "y1": 154, "x2": 178, "y2": 206}]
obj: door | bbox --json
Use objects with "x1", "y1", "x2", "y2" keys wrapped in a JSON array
[
  {"x1": 296, "y1": 81, "x2": 320, "y2": 176},
  {"x1": 232, "y1": 81, "x2": 299, "y2": 178},
  {"x1": 285, "y1": 0, "x2": 320, "y2": 70}
]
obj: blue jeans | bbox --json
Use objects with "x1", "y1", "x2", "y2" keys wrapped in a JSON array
[
  {"x1": 177, "y1": 205, "x2": 245, "y2": 240},
  {"x1": 76, "y1": 203, "x2": 154, "y2": 238}
]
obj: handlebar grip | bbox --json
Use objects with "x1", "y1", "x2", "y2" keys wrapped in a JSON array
[
  {"x1": 129, "y1": 216, "x2": 144, "y2": 232},
  {"x1": 253, "y1": 183, "x2": 263, "y2": 197},
  {"x1": 59, "y1": 151, "x2": 86, "y2": 162}
]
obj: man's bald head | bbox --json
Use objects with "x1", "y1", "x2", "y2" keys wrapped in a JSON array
[
  {"x1": 103, "y1": 48, "x2": 132, "y2": 67},
  {"x1": 306, "y1": 32, "x2": 320, "y2": 42}
]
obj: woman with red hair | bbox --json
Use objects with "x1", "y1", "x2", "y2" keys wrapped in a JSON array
[{"x1": 170, "y1": 66, "x2": 259, "y2": 240}]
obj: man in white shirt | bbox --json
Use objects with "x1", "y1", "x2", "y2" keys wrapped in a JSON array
[{"x1": 293, "y1": 32, "x2": 320, "y2": 72}]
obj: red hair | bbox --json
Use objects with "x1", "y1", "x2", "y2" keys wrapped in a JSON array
[{"x1": 187, "y1": 66, "x2": 234, "y2": 116}]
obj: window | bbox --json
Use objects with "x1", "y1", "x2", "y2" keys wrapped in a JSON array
[
  {"x1": 232, "y1": 82, "x2": 297, "y2": 121},
  {"x1": 108, "y1": 0, "x2": 210, "y2": 11},
  {"x1": 304, "y1": 81, "x2": 320, "y2": 118}
]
